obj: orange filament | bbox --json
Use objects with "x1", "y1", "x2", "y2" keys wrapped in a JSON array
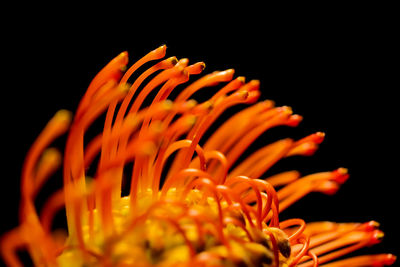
[
  {"x1": 315, "y1": 254, "x2": 396, "y2": 267},
  {"x1": 76, "y1": 51, "x2": 128, "y2": 119},
  {"x1": 1, "y1": 46, "x2": 395, "y2": 267},
  {"x1": 203, "y1": 150, "x2": 228, "y2": 184},
  {"x1": 280, "y1": 219, "x2": 307, "y2": 243},
  {"x1": 275, "y1": 169, "x2": 349, "y2": 213},
  {"x1": 229, "y1": 138, "x2": 294, "y2": 179},
  {"x1": 290, "y1": 234, "x2": 310, "y2": 267},
  {"x1": 265, "y1": 171, "x2": 301, "y2": 187},
  {"x1": 306, "y1": 251, "x2": 319, "y2": 267},
  {"x1": 263, "y1": 229, "x2": 280, "y2": 267},
  {"x1": 33, "y1": 148, "x2": 62, "y2": 197}
]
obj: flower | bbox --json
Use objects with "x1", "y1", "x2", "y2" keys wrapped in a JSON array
[{"x1": 0, "y1": 45, "x2": 396, "y2": 267}]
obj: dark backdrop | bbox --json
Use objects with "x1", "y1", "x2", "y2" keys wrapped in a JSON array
[{"x1": 1, "y1": 5, "x2": 398, "y2": 265}]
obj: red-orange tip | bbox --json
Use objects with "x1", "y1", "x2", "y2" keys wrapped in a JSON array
[
  {"x1": 53, "y1": 109, "x2": 72, "y2": 125},
  {"x1": 219, "y1": 69, "x2": 235, "y2": 81},
  {"x1": 314, "y1": 132, "x2": 326, "y2": 144},
  {"x1": 152, "y1": 45, "x2": 167, "y2": 59},
  {"x1": 286, "y1": 114, "x2": 303, "y2": 127},
  {"x1": 361, "y1": 220, "x2": 381, "y2": 232},
  {"x1": 333, "y1": 167, "x2": 349, "y2": 184},
  {"x1": 369, "y1": 230, "x2": 385, "y2": 246},
  {"x1": 382, "y1": 254, "x2": 397, "y2": 265},
  {"x1": 118, "y1": 51, "x2": 129, "y2": 64}
]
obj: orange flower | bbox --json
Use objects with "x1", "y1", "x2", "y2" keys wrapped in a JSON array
[{"x1": 0, "y1": 46, "x2": 396, "y2": 267}]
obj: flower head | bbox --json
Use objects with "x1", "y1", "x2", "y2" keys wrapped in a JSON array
[{"x1": 1, "y1": 46, "x2": 396, "y2": 267}]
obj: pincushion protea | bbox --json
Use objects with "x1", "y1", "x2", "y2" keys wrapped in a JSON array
[{"x1": 0, "y1": 45, "x2": 396, "y2": 267}]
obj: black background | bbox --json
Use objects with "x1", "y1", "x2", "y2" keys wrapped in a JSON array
[{"x1": 1, "y1": 4, "x2": 398, "y2": 266}]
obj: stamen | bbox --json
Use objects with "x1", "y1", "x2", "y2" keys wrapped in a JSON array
[
  {"x1": 180, "y1": 178, "x2": 229, "y2": 249},
  {"x1": 149, "y1": 116, "x2": 201, "y2": 195},
  {"x1": 166, "y1": 70, "x2": 241, "y2": 177},
  {"x1": 139, "y1": 61, "x2": 205, "y2": 139},
  {"x1": 263, "y1": 229, "x2": 280, "y2": 267},
  {"x1": 203, "y1": 150, "x2": 228, "y2": 184},
  {"x1": 0, "y1": 228, "x2": 25, "y2": 267},
  {"x1": 119, "y1": 44, "x2": 167, "y2": 85},
  {"x1": 297, "y1": 228, "x2": 385, "y2": 266},
  {"x1": 306, "y1": 251, "x2": 319, "y2": 267},
  {"x1": 163, "y1": 169, "x2": 213, "y2": 198},
  {"x1": 225, "y1": 176, "x2": 274, "y2": 228},
  {"x1": 229, "y1": 138, "x2": 294, "y2": 179},
  {"x1": 223, "y1": 106, "x2": 298, "y2": 170},
  {"x1": 287, "y1": 142, "x2": 319, "y2": 157},
  {"x1": 294, "y1": 132, "x2": 325, "y2": 145},
  {"x1": 170, "y1": 88, "x2": 253, "y2": 176},
  {"x1": 39, "y1": 189, "x2": 65, "y2": 233},
  {"x1": 175, "y1": 69, "x2": 235, "y2": 103},
  {"x1": 164, "y1": 140, "x2": 207, "y2": 172},
  {"x1": 290, "y1": 234, "x2": 310, "y2": 267},
  {"x1": 265, "y1": 171, "x2": 301, "y2": 187},
  {"x1": 280, "y1": 219, "x2": 307, "y2": 244},
  {"x1": 128, "y1": 63, "x2": 186, "y2": 115},
  {"x1": 154, "y1": 141, "x2": 207, "y2": 195},
  {"x1": 100, "y1": 56, "x2": 179, "y2": 185},
  {"x1": 113, "y1": 56, "x2": 178, "y2": 128},
  {"x1": 204, "y1": 100, "x2": 275, "y2": 154},
  {"x1": 22, "y1": 110, "x2": 72, "y2": 198},
  {"x1": 276, "y1": 169, "x2": 350, "y2": 212},
  {"x1": 313, "y1": 253, "x2": 396, "y2": 267},
  {"x1": 77, "y1": 51, "x2": 128, "y2": 118},
  {"x1": 209, "y1": 76, "x2": 246, "y2": 102},
  {"x1": 215, "y1": 185, "x2": 255, "y2": 228},
  {"x1": 33, "y1": 148, "x2": 62, "y2": 197}
]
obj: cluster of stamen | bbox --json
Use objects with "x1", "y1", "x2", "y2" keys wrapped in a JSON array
[{"x1": 0, "y1": 45, "x2": 395, "y2": 267}]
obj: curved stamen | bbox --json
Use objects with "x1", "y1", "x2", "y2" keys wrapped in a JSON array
[
  {"x1": 280, "y1": 219, "x2": 307, "y2": 243},
  {"x1": 290, "y1": 234, "x2": 310, "y2": 267},
  {"x1": 2, "y1": 47, "x2": 395, "y2": 267}
]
